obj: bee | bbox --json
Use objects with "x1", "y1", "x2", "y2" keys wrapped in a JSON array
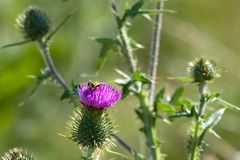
[{"x1": 87, "y1": 80, "x2": 101, "y2": 90}]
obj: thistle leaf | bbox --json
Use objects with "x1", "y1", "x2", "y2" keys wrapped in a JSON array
[
  {"x1": 122, "y1": 0, "x2": 144, "y2": 23},
  {"x1": 94, "y1": 38, "x2": 120, "y2": 70},
  {"x1": 170, "y1": 87, "x2": 184, "y2": 104},
  {"x1": 19, "y1": 68, "x2": 52, "y2": 106},
  {"x1": 133, "y1": 70, "x2": 152, "y2": 84},
  {"x1": 137, "y1": 9, "x2": 176, "y2": 15},
  {"x1": 215, "y1": 98, "x2": 240, "y2": 112},
  {"x1": 168, "y1": 76, "x2": 194, "y2": 82},
  {"x1": 198, "y1": 108, "x2": 225, "y2": 145}
]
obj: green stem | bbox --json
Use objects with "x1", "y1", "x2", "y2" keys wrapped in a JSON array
[
  {"x1": 36, "y1": 39, "x2": 71, "y2": 93},
  {"x1": 148, "y1": 0, "x2": 165, "y2": 109},
  {"x1": 118, "y1": 26, "x2": 137, "y2": 73},
  {"x1": 111, "y1": 0, "x2": 137, "y2": 73},
  {"x1": 138, "y1": 91, "x2": 162, "y2": 160},
  {"x1": 189, "y1": 82, "x2": 207, "y2": 160},
  {"x1": 111, "y1": 133, "x2": 137, "y2": 156},
  {"x1": 189, "y1": 118, "x2": 201, "y2": 160}
]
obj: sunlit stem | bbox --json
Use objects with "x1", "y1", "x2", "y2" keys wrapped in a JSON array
[
  {"x1": 36, "y1": 39, "x2": 71, "y2": 93},
  {"x1": 148, "y1": 0, "x2": 165, "y2": 110},
  {"x1": 137, "y1": 91, "x2": 162, "y2": 160},
  {"x1": 189, "y1": 82, "x2": 207, "y2": 160}
]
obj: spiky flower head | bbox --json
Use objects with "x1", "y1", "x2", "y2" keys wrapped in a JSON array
[
  {"x1": 69, "y1": 108, "x2": 115, "y2": 150},
  {"x1": 78, "y1": 81, "x2": 122, "y2": 109},
  {"x1": 16, "y1": 6, "x2": 51, "y2": 40},
  {"x1": 187, "y1": 58, "x2": 221, "y2": 83},
  {"x1": 1, "y1": 148, "x2": 34, "y2": 160}
]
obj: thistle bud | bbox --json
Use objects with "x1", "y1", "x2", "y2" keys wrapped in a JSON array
[
  {"x1": 1, "y1": 148, "x2": 34, "y2": 160},
  {"x1": 16, "y1": 6, "x2": 51, "y2": 41},
  {"x1": 68, "y1": 82, "x2": 121, "y2": 150},
  {"x1": 69, "y1": 108, "x2": 115, "y2": 150},
  {"x1": 187, "y1": 58, "x2": 220, "y2": 83}
]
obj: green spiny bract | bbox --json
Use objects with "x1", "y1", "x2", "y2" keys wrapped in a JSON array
[
  {"x1": 1, "y1": 148, "x2": 34, "y2": 160},
  {"x1": 187, "y1": 58, "x2": 220, "y2": 83},
  {"x1": 16, "y1": 6, "x2": 51, "y2": 41},
  {"x1": 69, "y1": 107, "x2": 115, "y2": 150}
]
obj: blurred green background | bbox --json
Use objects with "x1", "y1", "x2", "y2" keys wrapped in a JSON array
[{"x1": 0, "y1": 0, "x2": 240, "y2": 160}]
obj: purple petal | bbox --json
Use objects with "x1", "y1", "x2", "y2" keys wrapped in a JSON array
[{"x1": 78, "y1": 82, "x2": 122, "y2": 109}]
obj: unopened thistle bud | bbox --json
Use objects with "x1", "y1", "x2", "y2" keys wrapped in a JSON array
[
  {"x1": 1, "y1": 148, "x2": 34, "y2": 160},
  {"x1": 68, "y1": 81, "x2": 121, "y2": 150},
  {"x1": 188, "y1": 58, "x2": 221, "y2": 83},
  {"x1": 16, "y1": 6, "x2": 51, "y2": 41}
]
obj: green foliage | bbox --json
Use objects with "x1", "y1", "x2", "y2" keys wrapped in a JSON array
[
  {"x1": 187, "y1": 122, "x2": 202, "y2": 160},
  {"x1": 80, "y1": 157, "x2": 93, "y2": 160},
  {"x1": 198, "y1": 108, "x2": 225, "y2": 145},
  {"x1": 94, "y1": 38, "x2": 120, "y2": 70},
  {"x1": 28, "y1": 68, "x2": 52, "y2": 97},
  {"x1": 122, "y1": 0, "x2": 144, "y2": 23},
  {"x1": 169, "y1": 87, "x2": 184, "y2": 104},
  {"x1": 115, "y1": 69, "x2": 151, "y2": 98},
  {"x1": 60, "y1": 81, "x2": 78, "y2": 101},
  {"x1": 154, "y1": 87, "x2": 193, "y2": 118},
  {"x1": 166, "y1": 58, "x2": 239, "y2": 160},
  {"x1": 215, "y1": 98, "x2": 240, "y2": 111}
]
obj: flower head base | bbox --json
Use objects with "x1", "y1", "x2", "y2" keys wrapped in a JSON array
[
  {"x1": 69, "y1": 108, "x2": 115, "y2": 150},
  {"x1": 1, "y1": 148, "x2": 34, "y2": 160},
  {"x1": 16, "y1": 6, "x2": 51, "y2": 41},
  {"x1": 78, "y1": 81, "x2": 122, "y2": 109},
  {"x1": 188, "y1": 58, "x2": 221, "y2": 83}
]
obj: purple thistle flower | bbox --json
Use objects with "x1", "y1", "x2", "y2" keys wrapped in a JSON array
[{"x1": 78, "y1": 82, "x2": 122, "y2": 109}]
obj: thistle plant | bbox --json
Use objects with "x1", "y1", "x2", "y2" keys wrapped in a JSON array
[
  {"x1": 68, "y1": 82, "x2": 121, "y2": 157},
  {"x1": 1, "y1": 1, "x2": 240, "y2": 160},
  {"x1": 16, "y1": 6, "x2": 51, "y2": 41},
  {"x1": 1, "y1": 148, "x2": 34, "y2": 160},
  {"x1": 158, "y1": 58, "x2": 240, "y2": 160}
]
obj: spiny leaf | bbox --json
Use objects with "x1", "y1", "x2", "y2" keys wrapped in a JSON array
[
  {"x1": 2, "y1": 39, "x2": 32, "y2": 49},
  {"x1": 81, "y1": 157, "x2": 93, "y2": 160},
  {"x1": 205, "y1": 92, "x2": 220, "y2": 103},
  {"x1": 198, "y1": 108, "x2": 225, "y2": 145},
  {"x1": 142, "y1": 14, "x2": 152, "y2": 21},
  {"x1": 133, "y1": 70, "x2": 152, "y2": 84},
  {"x1": 60, "y1": 90, "x2": 71, "y2": 100},
  {"x1": 94, "y1": 38, "x2": 120, "y2": 70},
  {"x1": 120, "y1": 80, "x2": 134, "y2": 99},
  {"x1": 29, "y1": 69, "x2": 52, "y2": 93},
  {"x1": 137, "y1": 9, "x2": 176, "y2": 15},
  {"x1": 209, "y1": 129, "x2": 221, "y2": 139},
  {"x1": 154, "y1": 88, "x2": 165, "y2": 108},
  {"x1": 215, "y1": 98, "x2": 240, "y2": 112},
  {"x1": 134, "y1": 153, "x2": 145, "y2": 160},
  {"x1": 130, "y1": 38, "x2": 144, "y2": 50},
  {"x1": 168, "y1": 105, "x2": 192, "y2": 119},
  {"x1": 45, "y1": 10, "x2": 75, "y2": 44},
  {"x1": 170, "y1": 87, "x2": 184, "y2": 104},
  {"x1": 115, "y1": 68, "x2": 130, "y2": 79},
  {"x1": 158, "y1": 102, "x2": 176, "y2": 114},
  {"x1": 106, "y1": 149, "x2": 128, "y2": 159},
  {"x1": 122, "y1": 0, "x2": 144, "y2": 23},
  {"x1": 168, "y1": 76, "x2": 194, "y2": 82},
  {"x1": 19, "y1": 68, "x2": 52, "y2": 106}
]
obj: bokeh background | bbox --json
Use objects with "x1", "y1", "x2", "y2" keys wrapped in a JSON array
[{"x1": 0, "y1": 0, "x2": 240, "y2": 160}]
